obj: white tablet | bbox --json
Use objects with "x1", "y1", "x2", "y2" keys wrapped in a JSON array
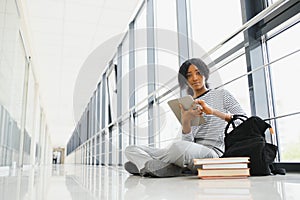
[{"x1": 167, "y1": 95, "x2": 205, "y2": 126}]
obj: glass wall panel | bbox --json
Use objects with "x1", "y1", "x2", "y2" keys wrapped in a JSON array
[
  {"x1": 156, "y1": 88, "x2": 181, "y2": 148},
  {"x1": 121, "y1": 35, "x2": 129, "y2": 115},
  {"x1": 25, "y1": 69, "x2": 35, "y2": 136},
  {"x1": 103, "y1": 128, "x2": 109, "y2": 165},
  {"x1": 156, "y1": 50, "x2": 179, "y2": 99},
  {"x1": 91, "y1": 138, "x2": 95, "y2": 165},
  {"x1": 91, "y1": 95, "x2": 96, "y2": 136},
  {"x1": 154, "y1": 0, "x2": 178, "y2": 95},
  {"x1": 34, "y1": 99, "x2": 41, "y2": 156},
  {"x1": 0, "y1": 0, "x2": 25, "y2": 166},
  {"x1": 96, "y1": 83, "x2": 101, "y2": 133},
  {"x1": 135, "y1": 4, "x2": 147, "y2": 63},
  {"x1": 135, "y1": 108, "x2": 148, "y2": 146},
  {"x1": 0, "y1": 106, "x2": 4, "y2": 164},
  {"x1": 135, "y1": 5, "x2": 148, "y2": 109},
  {"x1": 111, "y1": 126, "x2": 117, "y2": 165},
  {"x1": 96, "y1": 135, "x2": 100, "y2": 165},
  {"x1": 121, "y1": 119, "x2": 130, "y2": 164},
  {"x1": 134, "y1": 66, "x2": 148, "y2": 108},
  {"x1": 154, "y1": 0, "x2": 177, "y2": 31},
  {"x1": 211, "y1": 53, "x2": 251, "y2": 115},
  {"x1": 267, "y1": 23, "x2": 300, "y2": 162},
  {"x1": 189, "y1": 0, "x2": 243, "y2": 60},
  {"x1": 108, "y1": 68, "x2": 117, "y2": 121}
]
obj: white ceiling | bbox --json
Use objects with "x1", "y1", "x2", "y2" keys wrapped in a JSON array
[{"x1": 24, "y1": 0, "x2": 142, "y2": 147}]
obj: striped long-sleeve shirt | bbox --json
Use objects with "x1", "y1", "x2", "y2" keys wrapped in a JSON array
[{"x1": 182, "y1": 89, "x2": 246, "y2": 156}]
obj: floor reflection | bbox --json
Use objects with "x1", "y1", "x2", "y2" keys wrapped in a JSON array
[{"x1": 0, "y1": 164, "x2": 300, "y2": 200}]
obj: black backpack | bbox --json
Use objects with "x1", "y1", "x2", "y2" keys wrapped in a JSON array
[{"x1": 222, "y1": 115, "x2": 285, "y2": 176}]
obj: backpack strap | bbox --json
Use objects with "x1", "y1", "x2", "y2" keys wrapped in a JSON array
[{"x1": 224, "y1": 114, "x2": 248, "y2": 135}]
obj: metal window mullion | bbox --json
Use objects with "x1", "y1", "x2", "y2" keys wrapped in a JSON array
[
  {"x1": 176, "y1": 0, "x2": 190, "y2": 97},
  {"x1": 93, "y1": 93, "x2": 97, "y2": 165},
  {"x1": 117, "y1": 44, "x2": 123, "y2": 165},
  {"x1": 92, "y1": 93, "x2": 96, "y2": 136},
  {"x1": 147, "y1": 0, "x2": 155, "y2": 147},
  {"x1": 0, "y1": 106, "x2": 5, "y2": 147},
  {"x1": 89, "y1": 99, "x2": 92, "y2": 138},
  {"x1": 29, "y1": 83, "x2": 39, "y2": 166},
  {"x1": 262, "y1": 35, "x2": 282, "y2": 161},
  {"x1": 97, "y1": 83, "x2": 101, "y2": 133},
  {"x1": 0, "y1": 107, "x2": 3, "y2": 165},
  {"x1": 241, "y1": 0, "x2": 270, "y2": 118},
  {"x1": 41, "y1": 125, "x2": 47, "y2": 165},
  {"x1": 86, "y1": 141, "x2": 88, "y2": 165},
  {"x1": 18, "y1": 57, "x2": 30, "y2": 168},
  {"x1": 101, "y1": 73, "x2": 107, "y2": 165},
  {"x1": 85, "y1": 144, "x2": 88, "y2": 165},
  {"x1": 259, "y1": 0, "x2": 300, "y2": 37},
  {"x1": 96, "y1": 83, "x2": 101, "y2": 164},
  {"x1": 176, "y1": 0, "x2": 189, "y2": 65},
  {"x1": 90, "y1": 98, "x2": 93, "y2": 140},
  {"x1": 81, "y1": 113, "x2": 85, "y2": 143},
  {"x1": 43, "y1": 131, "x2": 48, "y2": 165},
  {"x1": 85, "y1": 110, "x2": 88, "y2": 143},
  {"x1": 96, "y1": 135, "x2": 100, "y2": 165},
  {"x1": 37, "y1": 110, "x2": 43, "y2": 165},
  {"x1": 90, "y1": 105, "x2": 92, "y2": 142},
  {"x1": 106, "y1": 75, "x2": 113, "y2": 165},
  {"x1": 87, "y1": 106, "x2": 90, "y2": 142},
  {"x1": 129, "y1": 21, "x2": 136, "y2": 145}
]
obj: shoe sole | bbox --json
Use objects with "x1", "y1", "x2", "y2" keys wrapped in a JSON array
[
  {"x1": 124, "y1": 162, "x2": 140, "y2": 176},
  {"x1": 141, "y1": 160, "x2": 182, "y2": 177}
]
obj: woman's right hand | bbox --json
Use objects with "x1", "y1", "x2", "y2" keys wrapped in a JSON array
[{"x1": 195, "y1": 99, "x2": 214, "y2": 115}]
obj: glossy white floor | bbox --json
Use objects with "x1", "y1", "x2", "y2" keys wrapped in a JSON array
[{"x1": 0, "y1": 164, "x2": 299, "y2": 200}]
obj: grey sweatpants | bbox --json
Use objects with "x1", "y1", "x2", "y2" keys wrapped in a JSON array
[{"x1": 125, "y1": 140, "x2": 219, "y2": 173}]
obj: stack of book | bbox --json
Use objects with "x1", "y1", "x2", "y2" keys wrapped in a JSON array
[{"x1": 193, "y1": 157, "x2": 250, "y2": 179}]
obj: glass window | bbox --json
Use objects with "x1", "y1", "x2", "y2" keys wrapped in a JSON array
[
  {"x1": 0, "y1": 36, "x2": 25, "y2": 127},
  {"x1": 134, "y1": 66, "x2": 148, "y2": 108},
  {"x1": 96, "y1": 83, "x2": 101, "y2": 133},
  {"x1": 154, "y1": 0, "x2": 177, "y2": 31},
  {"x1": 0, "y1": 106, "x2": 4, "y2": 147},
  {"x1": 134, "y1": 5, "x2": 148, "y2": 109},
  {"x1": 121, "y1": 118, "x2": 130, "y2": 147},
  {"x1": 91, "y1": 138, "x2": 95, "y2": 164},
  {"x1": 25, "y1": 69, "x2": 36, "y2": 136},
  {"x1": 135, "y1": 4, "x2": 147, "y2": 67},
  {"x1": 103, "y1": 127, "x2": 109, "y2": 165},
  {"x1": 267, "y1": 23, "x2": 300, "y2": 162},
  {"x1": 154, "y1": 0, "x2": 179, "y2": 87},
  {"x1": 134, "y1": 107, "x2": 149, "y2": 146},
  {"x1": 103, "y1": 77, "x2": 109, "y2": 129},
  {"x1": 121, "y1": 35, "x2": 129, "y2": 115},
  {"x1": 96, "y1": 135, "x2": 100, "y2": 165},
  {"x1": 107, "y1": 67, "x2": 117, "y2": 121},
  {"x1": 156, "y1": 49, "x2": 179, "y2": 97},
  {"x1": 154, "y1": 0, "x2": 178, "y2": 93},
  {"x1": 189, "y1": 0, "x2": 243, "y2": 60},
  {"x1": 111, "y1": 126, "x2": 117, "y2": 165},
  {"x1": 211, "y1": 53, "x2": 251, "y2": 115},
  {"x1": 91, "y1": 94, "x2": 97, "y2": 135},
  {"x1": 156, "y1": 88, "x2": 181, "y2": 148},
  {"x1": 0, "y1": 1, "x2": 24, "y2": 166}
]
